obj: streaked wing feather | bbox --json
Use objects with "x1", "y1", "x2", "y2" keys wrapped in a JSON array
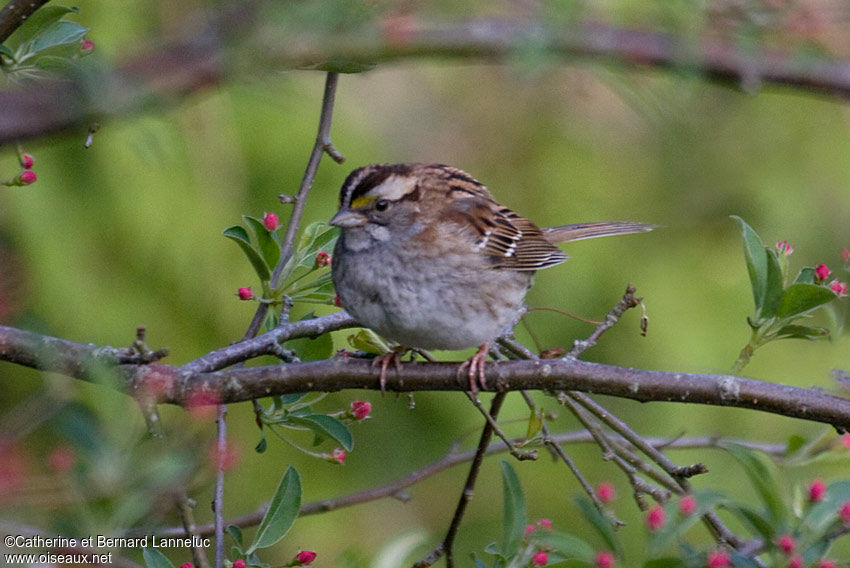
[{"x1": 543, "y1": 221, "x2": 654, "y2": 243}]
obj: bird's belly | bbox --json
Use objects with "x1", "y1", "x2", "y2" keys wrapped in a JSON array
[{"x1": 334, "y1": 251, "x2": 532, "y2": 350}]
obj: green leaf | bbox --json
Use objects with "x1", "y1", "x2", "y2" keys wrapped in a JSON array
[
  {"x1": 244, "y1": 215, "x2": 282, "y2": 271},
  {"x1": 255, "y1": 435, "x2": 267, "y2": 453},
  {"x1": 777, "y1": 283, "x2": 837, "y2": 319},
  {"x1": 500, "y1": 460, "x2": 527, "y2": 558},
  {"x1": 731, "y1": 216, "x2": 768, "y2": 318},
  {"x1": 288, "y1": 414, "x2": 353, "y2": 451},
  {"x1": 226, "y1": 525, "x2": 244, "y2": 548},
  {"x1": 758, "y1": 248, "x2": 784, "y2": 320},
  {"x1": 4, "y1": 6, "x2": 79, "y2": 51},
  {"x1": 573, "y1": 497, "x2": 619, "y2": 557},
  {"x1": 347, "y1": 328, "x2": 391, "y2": 355},
  {"x1": 26, "y1": 20, "x2": 88, "y2": 55},
  {"x1": 531, "y1": 532, "x2": 595, "y2": 561},
  {"x1": 721, "y1": 443, "x2": 787, "y2": 528},
  {"x1": 801, "y1": 480, "x2": 850, "y2": 541},
  {"x1": 223, "y1": 225, "x2": 271, "y2": 282},
  {"x1": 313, "y1": 58, "x2": 376, "y2": 73},
  {"x1": 775, "y1": 324, "x2": 829, "y2": 341},
  {"x1": 0, "y1": 44, "x2": 14, "y2": 61},
  {"x1": 785, "y1": 434, "x2": 807, "y2": 454},
  {"x1": 295, "y1": 222, "x2": 338, "y2": 269},
  {"x1": 722, "y1": 503, "x2": 777, "y2": 541},
  {"x1": 472, "y1": 554, "x2": 490, "y2": 568},
  {"x1": 142, "y1": 548, "x2": 175, "y2": 568},
  {"x1": 247, "y1": 466, "x2": 302, "y2": 553},
  {"x1": 525, "y1": 409, "x2": 543, "y2": 441},
  {"x1": 795, "y1": 267, "x2": 816, "y2": 284}
]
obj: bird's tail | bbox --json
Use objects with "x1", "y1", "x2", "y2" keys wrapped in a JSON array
[{"x1": 543, "y1": 221, "x2": 654, "y2": 243}]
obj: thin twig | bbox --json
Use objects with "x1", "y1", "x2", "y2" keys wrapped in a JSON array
[
  {"x1": 213, "y1": 405, "x2": 227, "y2": 568},
  {"x1": 414, "y1": 392, "x2": 508, "y2": 568},
  {"x1": 465, "y1": 392, "x2": 537, "y2": 461},
  {"x1": 174, "y1": 489, "x2": 211, "y2": 568},
  {"x1": 567, "y1": 284, "x2": 641, "y2": 358}
]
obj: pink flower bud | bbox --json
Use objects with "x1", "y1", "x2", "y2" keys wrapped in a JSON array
[
  {"x1": 180, "y1": 564, "x2": 194, "y2": 568},
  {"x1": 595, "y1": 550, "x2": 615, "y2": 568},
  {"x1": 524, "y1": 524, "x2": 536, "y2": 536},
  {"x1": 777, "y1": 534, "x2": 795, "y2": 555},
  {"x1": 788, "y1": 556, "x2": 804, "y2": 568},
  {"x1": 596, "y1": 482, "x2": 616, "y2": 503},
  {"x1": 706, "y1": 550, "x2": 730, "y2": 568},
  {"x1": 47, "y1": 445, "x2": 76, "y2": 474},
  {"x1": 21, "y1": 154, "x2": 34, "y2": 169},
  {"x1": 537, "y1": 518, "x2": 552, "y2": 530},
  {"x1": 237, "y1": 287, "x2": 254, "y2": 300},
  {"x1": 80, "y1": 39, "x2": 95, "y2": 51},
  {"x1": 646, "y1": 505, "x2": 666, "y2": 531},
  {"x1": 839, "y1": 501, "x2": 850, "y2": 524},
  {"x1": 350, "y1": 400, "x2": 371, "y2": 420},
  {"x1": 334, "y1": 295, "x2": 342, "y2": 308},
  {"x1": 19, "y1": 170, "x2": 36, "y2": 185},
  {"x1": 817, "y1": 560, "x2": 837, "y2": 568},
  {"x1": 843, "y1": 247, "x2": 850, "y2": 263},
  {"x1": 233, "y1": 560, "x2": 246, "y2": 568},
  {"x1": 532, "y1": 551, "x2": 548, "y2": 566},
  {"x1": 809, "y1": 478, "x2": 827, "y2": 502},
  {"x1": 815, "y1": 264, "x2": 831, "y2": 282},
  {"x1": 829, "y1": 280, "x2": 848, "y2": 297},
  {"x1": 263, "y1": 212, "x2": 278, "y2": 231},
  {"x1": 315, "y1": 251, "x2": 331, "y2": 267},
  {"x1": 330, "y1": 448, "x2": 346, "y2": 465},
  {"x1": 776, "y1": 241, "x2": 794, "y2": 256},
  {"x1": 678, "y1": 495, "x2": 697, "y2": 516},
  {"x1": 295, "y1": 550, "x2": 316, "y2": 565}
]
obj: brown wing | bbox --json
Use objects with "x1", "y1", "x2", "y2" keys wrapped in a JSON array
[
  {"x1": 543, "y1": 221, "x2": 654, "y2": 242},
  {"x1": 443, "y1": 195, "x2": 567, "y2": 271}
]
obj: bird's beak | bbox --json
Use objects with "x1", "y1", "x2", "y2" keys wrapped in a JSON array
[{"x1": 330, "y1": 208, "x2": 368, "y2": 228}]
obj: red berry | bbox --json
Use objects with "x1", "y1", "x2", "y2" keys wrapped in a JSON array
[
  {"x1": 809, "y1": 478, "x2": 827, "y2": 502},
  {"x1": 777, "y1": 534, "x2": 795, "y2": 555},
  {"x1": 350, "y1": 400, "x2": 371, "y2": 420},
  {"x1": 646, "y1": 505, "x2": 666, "y2": 531},
  {"x1": 596, "y1": 482, "x2": 616, "y2": 503},
  {"x1": 595, "y1": 550, "x2": 615, "y2": 568},
  {"x1": 263, "y1": 212, "x2": 278, "y2": 231},
  {"x1": 678, "y1": 495, "x2": 697, "y2": 516}
]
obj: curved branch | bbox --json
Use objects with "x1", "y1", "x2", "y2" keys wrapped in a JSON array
[
  {"x1": 5, "y1": 12, "x2": 850, "y2": 143},
  {"x1": 2, "y1": 323, "x2": 849, "y2": 430}
]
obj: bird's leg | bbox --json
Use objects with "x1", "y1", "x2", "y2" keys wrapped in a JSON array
[
  {"x1": 458, "y1": 343, "x2": 489, "y2": 394},
  {"x1": 372, "y1": 345, "x2": 408, "y2": 394}
]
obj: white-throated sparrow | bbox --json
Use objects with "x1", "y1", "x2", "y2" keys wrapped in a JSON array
[{"x1": 330, "y1": 163, "x2": 651, "y2": 391}]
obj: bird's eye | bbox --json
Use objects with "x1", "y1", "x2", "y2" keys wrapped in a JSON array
[{"x1": 375, "y1": 199, "x2": 390, "y2": 212}]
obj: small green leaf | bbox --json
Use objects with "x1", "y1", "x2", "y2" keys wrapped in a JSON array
[
  {"x1": 785, "y1": 434, "x2": 807, "y2": 454},
  {"x1": 247, "y1": 466, "x2": 302, "y2": 553},
  {"x1": 721, "y1": 443, "x2": 787, "y2": 528},
  {"x1": 573, "y1": 497, "x2": 619, "y2": 556},
  {"x1": 731, "y1": 216, "x2": 768, "y2": 316},
  {"x1": 226, "y1": 525, "x2": 244, "y2": 548},
  {"x1": 758, "y1": 248, "x2": 783, "y2": 320},
  {"x1": 795, "y1": 267, "x2": 816, "y2": 284},
  {"x1": 347, "y1": 328, "x2": 391, "y2": 355},
  {"x1": 26, "y1": 20, "x2": 89, "y2": 56},
  {"x1": 142, "y1": 548, "x2": 175, "y2": 568},
  {"x1": 288, "y1": 414, "x2": 353, "y2": 451},
  {"x1": 500, "y1": 460, "x2": 527, "y2": 558},
  {"x1": 775, "y1": 324, "x2": 829, "y2": 341},
  {"x1": 722, "y1": 503, "x2": 777, "y2": 541},
  {"x1": 472, "y1": 554, "x2": 490, "y2": 568},
  {"x1": 0, "y1": 44, "x2": 14, "y2": 61},
  {"x1": 255, "y1": 435, "x2": 267, "y2": 453},
  {"x1": 525, "y1": 409, "x2": 543, "y2": 441},
  {"x1": 244, "y1": 215, "x2": 282, "y2": 271},
  {"x1": 4, "y1": 6, "x2": 79, "y2": 50},
  {"x1": 777, "y1": 283, "x2": 837, "y2": 319},
  {"x1": 531, "y1": 532, "x2": 595, "y2": 561},
  {"x1": 223, "y1": 225, "x2": 271, "y2": 282},
  {"x1": 313, "y1": 58, "x2": 376, "y2": 73}
]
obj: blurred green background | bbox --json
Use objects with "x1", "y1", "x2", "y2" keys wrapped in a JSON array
[{"x1": 2, "y1": 1, "x2": 850, "y2": 565}]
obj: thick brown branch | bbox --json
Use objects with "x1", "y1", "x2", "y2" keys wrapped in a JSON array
[
  {"x1": 0, "y1": 0, "x2": 52, "y2": 43},
  {"x1": 2, "y1": 323, "x2": 850, "y2": 430},
  {"x1": 5, "y1": 14, "x2": 850, "y2": 143}
]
